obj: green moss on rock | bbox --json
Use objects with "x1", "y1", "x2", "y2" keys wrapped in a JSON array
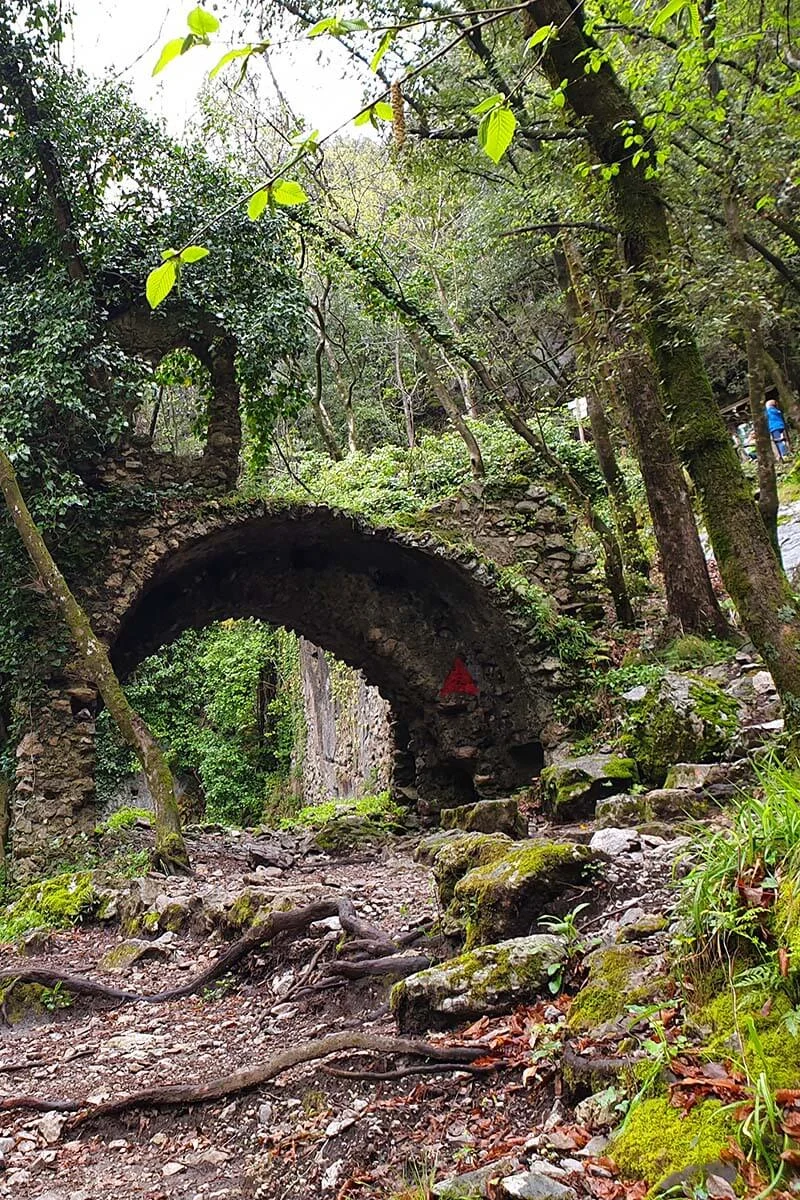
[
  {"x1": 439, "y1": 799, "x2": 526, "y2": 838},
  {"x1": 541, "y1": 756, "x2": 638, "y2": 820},
  {"x1": 390, "y1": 934, "x2": 566, "y2": 1032},
  {"x1": 694, "y1": 986, "x2": 800, "y2": 1090},
  {"x1": 0, "y1": 982, "x2": 48, "y2": 1025},
  {"x1": 610, "y1": 1098, "x2": 736, "y2": 1185},
  {"x1": 451, "y1": 840, "x2": 596, "y2": 949},
  {"x1": 622, "y1": 674, "x2": 739, "y2": 785},
  {"x1": 432, "y1": 832, "x2": 513, "y2": 907},
  {"x1": 0, "y1": 870, "x2": 97, "y2": 944},
  {"x1": 568, "y1": 947, "x2": 665, "y2": 1032}
]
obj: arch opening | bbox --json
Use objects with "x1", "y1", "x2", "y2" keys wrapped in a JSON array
[{"x1": 102, "y1": 505, "x2": 553, "y2": 807}]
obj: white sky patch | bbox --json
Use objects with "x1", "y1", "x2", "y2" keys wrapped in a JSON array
[{"x1": 65, "y1": 0, "x2": 374, "y2": 139}]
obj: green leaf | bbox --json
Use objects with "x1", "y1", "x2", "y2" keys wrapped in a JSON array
[
  {"x1": 210, "y1": 46, "x2": 254, "y2": 79},
  {"x1": 341, "y1": 17, "x2": 369, "y2": 31},
  {"x1": 180, "y1": 245, "x2": 210, "y2": 263},
  {"x1": 526, "y1": 23, "x2": 557, "y2": 49},
  {"x1": 247, "y1": 188, "x2": 270, "y2": 220},
  {"x1": 271, "y1": 179, "x2": 309, "y2": 206},
  {"x1": 551, "y1": 88, "x2": 566, "y2": 109},
  {"x1": 477, "y1": 105, "x2": 516, "y2": 163},
  {"x1": 687, "y1": 2, "x2": 700, "y2": 36},
  {"x1": 354, "y1": 108, "x2": 372, "y2": 126},
  {"x1": 187, "y1": 6, "x2": 219, "y2": 35},
  {"x1": 160, "y1": 247, "x2": 180, "y2": 260},
  {"x1": 652, "y1": 0, "x2": 687, "y2": 34},
  {"x1": 372, "y1": 101, "x2": 394, "y2": 121},
  {"x1": 471, "y1": 92, "x2": 504, "y2": 116},
  {"x1": 308, "y1": 17, "x2": 336, "y2": 36},
  {"x1": 146, "y1": 259, "x2": 178, "y2": 309},
  {"x1": 152, "y1": 37, "x2": 187, "y2": 77},
  {"x1": 370, "y1": 29, "x2": 395, "y2": 72}
]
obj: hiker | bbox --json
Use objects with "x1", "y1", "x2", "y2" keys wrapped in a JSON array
[{"x1": 765, "y1": 399, "x2": 790, "y2": 460}]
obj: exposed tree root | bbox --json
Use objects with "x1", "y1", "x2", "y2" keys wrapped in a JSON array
[
  {"x1": 320, "y1": 1061, "x2": 498, "y2": 1081},
  {"x1": 0, "y1": 1033, "x2": 485, "y2": 1128},
  {"x1": 0, "y1": 894, "x2": 402, "y2": 1007},
  {"x1": 324, "y1": 954, "x2": 432, "y2": 980}
]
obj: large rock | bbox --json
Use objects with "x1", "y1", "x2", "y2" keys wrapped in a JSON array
[
  {"x1": 595, "y1": 788, "x2": 709, "y2": 828},
  {"x1": 540, "y1": 755, "x2": 638, "y2": 820},
  {"x1": 622, "y1": 673, "x2": 739, "y2": 785},
  {"x1": 450, "y1": 840, "x2": 598, "y2": 948},
  {"x1": 431, "y1": 831, "x2": 514, "y2": 906},
  {"x1": 391, "y1": 935, "x2": 566, "y2": 1032},
  {"x1": 440, "y1": 798, "x2": 526, "y2": 838}
]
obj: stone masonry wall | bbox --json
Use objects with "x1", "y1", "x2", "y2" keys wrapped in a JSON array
[{"x1": 299, "y1": 639, "x2": 394, "y2": 804}]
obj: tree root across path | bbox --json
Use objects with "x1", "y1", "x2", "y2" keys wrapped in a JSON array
[
  {"x1": 0, "y1": 894, "x2": 410, "y2": 1007},
  {"x1": 0, "y1": 1033, "x2": 488, "y2": 1129}
]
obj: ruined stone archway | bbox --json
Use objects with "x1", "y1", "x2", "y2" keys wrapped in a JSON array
[{"x1": 11, "y1": 497, "x2": 591, "y2": 879}]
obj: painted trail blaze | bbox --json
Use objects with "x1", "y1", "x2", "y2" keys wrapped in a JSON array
[{"x1": 439, "y1": 657, "x2": 479, "y2": 698}]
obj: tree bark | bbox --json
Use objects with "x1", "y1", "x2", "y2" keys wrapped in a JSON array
[
  {"x1": 407, "y1": 328, "x2": 485, "y2": 481},
  {"x1": 524, "y1": 0, "x2": 800, "y2": 706},
  {"x1": 554, "y1": 242, "x2": 649, "y2": 578},
  {"x1": 0, "y1": 449, "x2": 190, "y2": 874},
  {"x1": 556, "y1": 240, "x2": 731, "y2": 635}
]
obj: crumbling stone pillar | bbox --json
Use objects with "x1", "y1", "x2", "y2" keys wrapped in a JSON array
[{"x1": 10, "y1": 679, "x2": 98, "y2": 882}]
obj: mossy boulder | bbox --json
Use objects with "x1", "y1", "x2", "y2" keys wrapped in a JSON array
[
  {"x1": 0, "y1": 981, "x2": 58, "y2": 1025},
  {"x1": 283, "y1": 792, "x2": 405, "y2": 854},
  {"x1": 0, "y1": 870, "x2": 97, "y2": 944},
  {"x1": 390, "y1": 934, "x2": 566, "y2": 1032},
  {"x1": 609, "y1": 1098, "x2": 736, "y2": 1186},
  {"x1": 595, "y1": 788, "x2": 709, "y2": 829},
  {"x1": 440, "y1": 799, "x2": 527, "y2": 838},
  {"x1": 567, "y1": 947, "x2": 666, "y2": 1032},
  {"x1": 540, "y1": 755, "x2": 638, "y2": 821},
  {"x1": 451, "y1": 840, "x2": 597, "y2": 949},
  {"x1": 414, "y1": 829, "x2": 465, "y2": 865},
  {"x1": 432, "y1": 832, "x2": 514, "y2": 907},
  {"x1": 622, "y1": 673, "x2": 740, "y2": 785}
]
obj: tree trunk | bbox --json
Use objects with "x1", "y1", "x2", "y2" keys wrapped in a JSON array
[
  {"x1": 323, "y1": 342, "x2": 358, "y2": 454},
  {"x1": 554, "y1": 242, "x2": 649, "y2": 578},
  {"x1": 311, "y1": 336, "x2": 344, "y2": 460},
  {"x1": 0, "y1": 777, "x2": 9, "y2": 869},
  {"x1": 202, "y1": 335, "x2": 242, "y2": 490},
  {"x1": 557, "y1": 240, "x2": 731, "y2": 635},
  {"x1": 524, "y1": 0, "x2": 800, "y2": 705},
  {"x1": 722, "y1": 193, "x2": 780, "y2": 555},
  {"x1": 407, "y1": 329, "x2": 485, "y2": 482},
  {"x1": 0, "y1": 448, "x2": 190, "y2": 875},
  {"x1": 394, "y1": 329, "x2": 416, "y2": 449},
  {"x1": 764, "y1": 350, "x2": 800, "y2": 433}
]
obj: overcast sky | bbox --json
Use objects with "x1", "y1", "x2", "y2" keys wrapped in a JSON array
[{"x1": 66, "y1": 0, "x2": 369, "y2": 138}]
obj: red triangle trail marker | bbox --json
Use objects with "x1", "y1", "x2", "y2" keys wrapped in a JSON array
[{"x1": 439, "y1": 657, "x2": 479, "y2": 698}]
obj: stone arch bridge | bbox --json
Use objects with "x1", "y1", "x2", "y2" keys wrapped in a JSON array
[{"x1": 10, "y1": 495, "x2": 600, "y2": 879}]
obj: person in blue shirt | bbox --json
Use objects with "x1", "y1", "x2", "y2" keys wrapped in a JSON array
[{"x1": 765, "y1": 399, "x2": 790, "y2": 459}]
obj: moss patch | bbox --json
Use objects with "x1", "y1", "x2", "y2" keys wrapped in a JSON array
[
  {"x1": 610, "y1": 1098, "x2": 737, "y2": 1184},
  {"x1": 568, "y1": 947, "x2": 664, "y2": 1032},
  {"x1": 432, "y1": 832, "x2": 513, "y2": 907},
  {"x1": 390, "y1": 934, "x2": 566, "y2": 1032},
  {"x1": 451, "y1": 840, "x2": 596, "y2": 949},
  {"x1": 694, "y1": 986, "x2": 800, "y2": 1090},
  {"x1": 541, "y1": 756, "x2": 638, "y2": 820},
  {"x1": 622, "y1": 675, "x2": 739, "y2": 785},
  {"x1": 0, "y1": 870, "x2": 97, "y2": 944}
]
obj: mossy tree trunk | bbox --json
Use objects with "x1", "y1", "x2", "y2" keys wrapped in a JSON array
[
  {"x1": 0, "y1": 448, "x2": 190, "y2": 875},
  {"x1": 555, "y1": 241, "x2": 649, "y2": 577},
  {"x1": 524, "y1": 0, "x2": 800, "y2": 709},
  {"x1": 556, "y1": 239, "x2": 731, "y2": 635}
]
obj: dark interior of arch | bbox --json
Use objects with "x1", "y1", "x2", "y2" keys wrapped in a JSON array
[{"x1": 109, "y1": 509, "x2": 548, "y2": 804}]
